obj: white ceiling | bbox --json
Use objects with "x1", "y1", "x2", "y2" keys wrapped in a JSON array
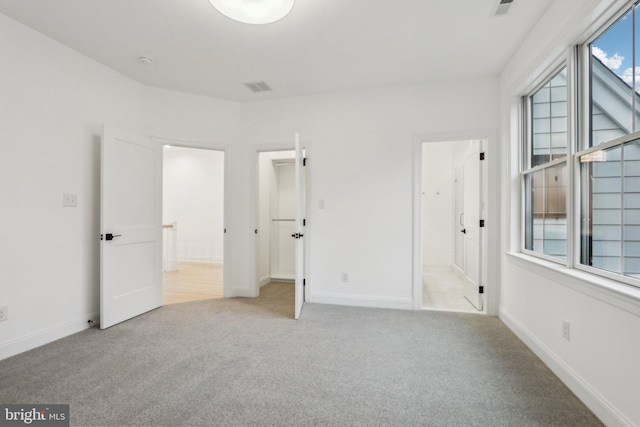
[{"x1": 0, "y1": 0, "x2": 552, "y2": 102}]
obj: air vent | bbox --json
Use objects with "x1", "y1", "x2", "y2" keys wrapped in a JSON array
[
  {"x1": 244, "y1": 81, "x2": 272, "y2": 93},
  {"x1": 492, "y1": 0, "x2": 514, "y2": 16}
]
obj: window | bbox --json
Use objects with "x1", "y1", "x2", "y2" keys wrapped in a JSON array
[
  {"x1": 520, "y1": 2, "x2": 640, "y2": 289},
  {"x1": 523, "y1": 68, "x2": 568, "y2": 260},
  {"x1": 589, "y1": 7, "x2": 635, "y2": 147},
  {"x1": 524, "y1": 163, "x2": 568, "y2": 258},
  {"x1": 579, "y1": 133, "x2": 640, "y2": 280},
  {"x1": 578, "y1": 3, "x2": 640, "y2": 285},
  {"x1": 531, "y1": 69, "x2": 568, "y2": 166}
]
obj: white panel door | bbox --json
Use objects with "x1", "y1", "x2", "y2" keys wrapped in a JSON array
[
  {"x1": 101, "y1": 126, "x2": 162, "y2": 329},
  {"x1": 294, "y1": 133, "x2": 305, "y2": 319},
  {"x1": 463, "y1": 142, "x2": 483, "y2": 311}
]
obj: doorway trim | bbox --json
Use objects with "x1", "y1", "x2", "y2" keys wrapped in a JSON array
[
  {"x1": 412, "y1": 130, "x2": 499, "y2": 315},
  {"x1": 153, "y1": 135, "x2": 231, "y2": 298}
]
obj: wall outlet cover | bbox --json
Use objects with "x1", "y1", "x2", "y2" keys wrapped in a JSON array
[
  {"x1": 562, "y1": 320, "x2": 570, "y2": 341},
  {"x1": 63, "y1": 193, "x2": 78, "y2": 207}
]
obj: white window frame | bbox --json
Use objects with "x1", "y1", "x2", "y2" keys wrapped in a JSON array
[
  {"x1": 521, "y1": 60, "x2": 573, "y2": 265},
  {"x1": 514, "y1": 0, "x2": 640, "y2": 312},
  {"x1": 581, "y1": 2, "x2": 638, "y2": 150},
  {"x1": 520, "y1": 2, "x2": 640, "y2": 291},
  {"x1": 574, "y1": 132, "x2": 640, "y2": 289},
  {"x1": 572, "y1": 3, "x2": 640, "y2": 289}
]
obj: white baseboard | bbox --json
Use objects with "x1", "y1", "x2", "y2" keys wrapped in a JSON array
[
  {"x1": 500, "y1": 307, "x2": 632, "y2": 427},
  {"x1": 0, "y1": 312, "x2": 99, "y2": 361},
  {"x1": 177, "y1": 257, "x2": 223, "y2": 264},
  {"x1": 270, "y1": 274, "x2": 294, "y2": 282},
  {"x1": 224, "y1": 286, "x2": 258, "y2": 298},
  {"x1": 259, "y1": 275, "x2": 271, "y2": 288},
  {"x1": 310, "y1": 293, "x2": 413, "y2": 310}
]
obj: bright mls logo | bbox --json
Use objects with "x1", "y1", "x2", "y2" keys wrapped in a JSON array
[{"x1": 0, "y1": 405, "x2": 69, "y2": 427}]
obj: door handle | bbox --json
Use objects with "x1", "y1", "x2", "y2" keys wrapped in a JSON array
[
  {"x1": 104, "y1": 233, "x2": 122, "y2": 241},
  {"x1": 461, "y1": 229, "x2": 466, "y2": 234}
]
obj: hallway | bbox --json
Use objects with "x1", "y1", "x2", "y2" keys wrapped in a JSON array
[
  {"x1": 422, "y1": 268, "x2": 478, "y2": 313},
  {"x1": 163, "y1": 262, "x2": 223, "y2": 305}
]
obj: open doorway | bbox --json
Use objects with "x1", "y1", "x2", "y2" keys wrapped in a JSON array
[
  {"x1": 162, "y1": 146, "x2": 224, "y2": 305},
  {"x1": 256, "y1": 150, "x2": 297, "y2": 313},
  {"x1": 421, "y1": 140, "x2": 484, "y2": 313}
]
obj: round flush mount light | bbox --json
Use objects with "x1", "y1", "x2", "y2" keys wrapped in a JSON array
[
  {"x1": 139, "y1": 56, "x2": 153, "y2": 65},
  {"x1": 208, "y1": 0, "x2": 295, "y2": 24}
]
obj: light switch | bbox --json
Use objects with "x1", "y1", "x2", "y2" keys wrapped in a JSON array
[{"x1": 63, "y1": 193, "x2": 78, "y2": 207}]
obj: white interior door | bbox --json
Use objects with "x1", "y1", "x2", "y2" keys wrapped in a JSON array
[
  {"x1": 294, "y1": 133, "x2": 305, "y2": 319},
  {"x1": 462, "y1": 142, "x2": 483, "y2": 311},
  {"x1": 101, "y1": 126, "x2": 162, "y2": 329}
]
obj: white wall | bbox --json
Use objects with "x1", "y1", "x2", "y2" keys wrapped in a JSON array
[
  {"x1": 163, "y1": 147, "x2": 225, "y2": 264},
  {"x1": 0, "y1": 9, "x2": 500, "y2": 362},
  {"x1": 0, "y1": 13, "x2": 241, "y2": 359},
  {"x1": 0, "y1": 13, "x2": 144, "y2": 357},
  {"x1": 499, "y1": 0, "x2": 640, "y2": 425},
  {"x1": 242, "y1": 80, "x2": 499, "y2": 309},
  {"x1": 4, "y1": 2, "x2": 637, "y2": 424}
]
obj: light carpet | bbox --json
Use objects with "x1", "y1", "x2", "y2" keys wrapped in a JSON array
[{"x1": 0, "y1": 283, "x2": 602, "y2": 426}]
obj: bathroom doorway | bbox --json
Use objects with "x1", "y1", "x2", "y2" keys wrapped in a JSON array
[{"x1": 421, "y1": 139, "x2": 485, "y2": 312}]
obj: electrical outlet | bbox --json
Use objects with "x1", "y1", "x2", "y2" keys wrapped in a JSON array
[
  {"x1": 0, "y1": 306, "x2": 7, "y2": 322},
  {"x1": 341, "y1": 272, "x2": 349, "y2": 283},
  {"x1": 562, "y1": 320, "x2": 570, "y2": 341},
  {"x1": 63, "y1": 193, "x2": 77, "y2": 207}
]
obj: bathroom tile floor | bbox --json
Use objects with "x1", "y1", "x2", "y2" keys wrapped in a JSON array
[{"x1": 422, "y1": 268, "x2": 480, "y2": 313}]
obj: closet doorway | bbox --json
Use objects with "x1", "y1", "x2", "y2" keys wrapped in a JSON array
[
  {"x1": 256, "y1": 150, "x2": 297, "y2": 310},
  {"x1": 421, "y1": 140, "x2": 484, "y2": 313},
  {"x1": 162, "y1": 146, "x2": 225, "y2": 305}
]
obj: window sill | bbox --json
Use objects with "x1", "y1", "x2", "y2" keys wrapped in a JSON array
[{"x1": 505, "y1": 252, "x2": 640, "y2": 318}]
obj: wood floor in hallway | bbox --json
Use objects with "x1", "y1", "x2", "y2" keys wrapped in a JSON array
[
  {"x1": 163, "y1": 262, "x2": 223, "y2": 305},
  {"x1": 162, "y1": 263, "x2": 294, "y2": 312}
]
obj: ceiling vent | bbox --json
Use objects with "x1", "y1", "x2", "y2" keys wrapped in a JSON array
[
  {"x1": 492, "y1": 0, "x2": 514, "y2": 17},
  {"x1": 244, "y1": 81, "x2": 272, "y2": 93}
]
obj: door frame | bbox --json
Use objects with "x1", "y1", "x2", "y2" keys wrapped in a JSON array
[
  {"x1": 412, "y1": 130, "x2": 499, "y2": 315},
  {"x1": 461, "y1": 140, "x2": 483, "y2": 310},
  {"x1": 250, "y1": 141, "x2": 312, "y2": 302},
  {"x1": 453, "y1": 163, "x2": 465, "y2": 272},
  {"x1": 153, "y1": 136, "x2": 231, "y2": 298}
]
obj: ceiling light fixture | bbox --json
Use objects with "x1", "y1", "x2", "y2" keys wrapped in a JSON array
[{"x1": 208, "y1": 0, "x2": 295, "y2": 24}]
